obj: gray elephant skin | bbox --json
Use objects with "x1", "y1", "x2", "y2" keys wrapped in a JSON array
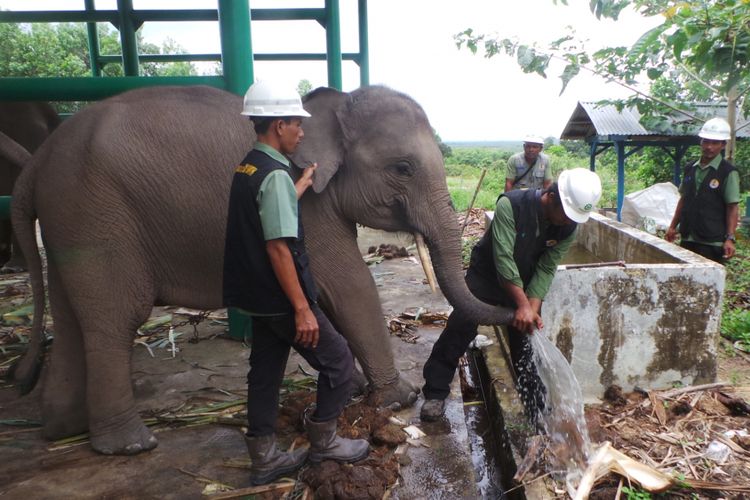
[
  {"x1": 12, "y1": 85, "x2": 513, "y2": 455},
  {"x1": 0, "y1": 102, "x2": 60, "y2": 271}
]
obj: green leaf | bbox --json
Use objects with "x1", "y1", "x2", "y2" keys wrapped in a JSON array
[
  {"x1": 646, "y1": 67, "x2": 663, "y2": 80},
  {"x1": 559, "y1": 62, "x2": 580, "y2": 95},
  {"x1": 629, "y1": 25, "x2": 667, "y2": 60}
]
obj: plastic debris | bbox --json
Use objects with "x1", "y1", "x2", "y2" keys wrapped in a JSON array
[
  {"x1": 704, "y1": 440, "x2": 732, "y2": 464},
  {"x1": 403, "y1": 425, "x2": 426, "y2": 440}
]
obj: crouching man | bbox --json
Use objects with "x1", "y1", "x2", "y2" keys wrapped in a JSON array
[{"x1": 420, "y1": 168, "x2": 602, "y2": 425}]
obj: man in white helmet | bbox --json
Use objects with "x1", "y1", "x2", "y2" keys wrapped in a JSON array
[
  {"x1": 421, "y1": 168, "x2": 602, "y2": 423},
  {"x1": 666, "y1": 117, "x2": 740, "y2": 263},
  {"x1": 505, "y1": 135, "x2": 553, "y2": 191},
  {"x1": 223, "y1": 80, "x2": 368, "y2": 485}
]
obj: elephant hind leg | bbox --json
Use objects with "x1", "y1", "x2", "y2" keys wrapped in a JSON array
[
  {"x1": 41, "y1": 261, "x2": 88, "y2": 440},
  {"x1": 55, "y1": 251, "x2": 158, "y2": 455}
]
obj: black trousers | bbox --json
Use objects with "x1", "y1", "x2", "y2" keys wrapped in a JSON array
[
  {"x1": 247, "y1": 304, "x2": 354, "y2": 437},
  {"x1": 680, "y1": 240, "x2": 725, "y2": 265},
  {"x1": 422, "y1": 267, "x2": 546, "y2": 425}
]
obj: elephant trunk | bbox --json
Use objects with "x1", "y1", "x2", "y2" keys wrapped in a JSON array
[{"x1": 418, "y1": 203, "x2": 514, "y2": 326}]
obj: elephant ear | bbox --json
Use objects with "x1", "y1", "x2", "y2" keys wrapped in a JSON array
[{"x1": 292, "y1": 87, "x2": 350, "y2": 194}]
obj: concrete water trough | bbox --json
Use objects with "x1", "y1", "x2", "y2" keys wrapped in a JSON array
[{"x1": 543, "y1": 212, "x2": 725, "y2": 401}]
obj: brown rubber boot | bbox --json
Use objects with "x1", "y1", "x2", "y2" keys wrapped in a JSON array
[
  {"x1": 245, "y1": 434, "x2": 308, "y2": 485},
  {"x1": 305, "y1": 416, "x2": 369, "y2": 463}
]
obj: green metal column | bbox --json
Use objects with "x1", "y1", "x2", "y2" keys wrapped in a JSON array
[
  {"x1": 116, "y1": 0, "x2": 139, "y2": 76},
  {"x1": 84, "y1": 0, "x2": 101, "y2": 76},
  {"x1": 615, "y1": 139, "x2": 625, "y2": 221},
  {"x1": 357, "y1": 0, "x2": 369, "y2": 86},
  {"x1": 325, "y1": 0, "x2": 342, "y2": 90},
  {"x1": 218, "y1": 0, "x2": 253, "y2": 95}
]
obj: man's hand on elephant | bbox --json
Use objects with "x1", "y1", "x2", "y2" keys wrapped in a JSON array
[
  {"x1": 295, "y1": 163, "x2": 317, "y2": 199},
  {"x1": 295, "y1": 306, "x2": 319, "y2": 348},
  {"x1": 665, "y1": 227, "x2": 677, "y2": 243}
]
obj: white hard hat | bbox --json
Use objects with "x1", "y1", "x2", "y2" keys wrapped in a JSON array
[
  {"x1": 557, "y1": 168, "x2": 602, "y2": 223},
  {"x1": 241, "y1": 80, "x2": 311, "y2": 118},
  {"x1": 523, "y1": 135, "x2": 545, "y2": 145},
  {"x1": 698, "y1": 117, "x2": 730, "y2": 141}
]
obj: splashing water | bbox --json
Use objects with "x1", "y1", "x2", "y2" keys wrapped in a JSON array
[{"x1": 530, "y1": 330, "x2": 591, "y2": 482}]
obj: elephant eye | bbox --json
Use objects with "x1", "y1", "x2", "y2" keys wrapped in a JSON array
[{"x1": 389, "y1": 161, "x2": 414, "y2": 178}]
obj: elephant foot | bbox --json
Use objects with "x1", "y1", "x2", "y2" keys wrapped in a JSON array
[
  {"x1": 366, "y1": 376, "x2": 420, "y2": 411},
  {"x1": 90, "y1": 411, "x2": 158, "y2": 455},
  {"x1": 350, "y1": 366, "x2": 369, "y2": 397},
  {"x1": 43, "y1": 410, "x2": 89, "y2": 441}
]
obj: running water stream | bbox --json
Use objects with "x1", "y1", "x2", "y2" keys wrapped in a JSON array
[{"x1": 530, "y1": 330, "x2": 592, "y2": 486}]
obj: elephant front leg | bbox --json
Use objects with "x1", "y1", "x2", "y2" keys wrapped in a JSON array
[{"x1": 315, "y1": 259, "x2": 419, "y2": 410}]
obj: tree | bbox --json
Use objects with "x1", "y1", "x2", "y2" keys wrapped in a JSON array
[
  {"x1": 297, "y1": 79, "x2": 313, "y2": 97},
  {"x1": 455, "y1": 0, "x2": 750, "y2": 161},
  {"x1": 434, "y1": 130, "x2": 453, "y2": 159}
]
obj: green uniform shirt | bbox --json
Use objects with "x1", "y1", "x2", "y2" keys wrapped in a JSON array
[
  {"x1": 491, "y1": 196, "x2": 575, "y2": 299},
  {"x1": 505, "y1": 152, "x2": 553, "y2": 190},
  {"x1": 254, "y1": 142, "x2": 299, "y2": 241},
  {"x1": 679, "y1": 155, "x2": 741, "y2": 247}
]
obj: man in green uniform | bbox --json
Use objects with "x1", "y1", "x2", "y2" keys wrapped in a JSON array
[
  {"x1": 223, "y1": 81, "x2": 368, "y2": 485},
  {"x1": 505, "y1": 135, "x2": 553, "y2": 191},
  {"x1": 666, "y1": 117, "x2": 740, "y2": 264},
  {"x1": 420, "y1": 168, "x2": 602, "y2": 423}
]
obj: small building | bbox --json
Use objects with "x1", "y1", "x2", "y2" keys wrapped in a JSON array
[{"x1": 560, "y1": 101, "x2": 750, "y2": 219}]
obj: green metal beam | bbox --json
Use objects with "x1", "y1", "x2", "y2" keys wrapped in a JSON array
[
  {"x1": 0, "y1": 76, "x2": 225, "y2": 101},
  {"x1": 324, "y1": 0, "x2": 342, "y2": 90},
  {"x1": 0, "y1": 8, "x2": 326, "y2": 24},
  {"x1": 116, "y1": 0, "x2": 139, "y2": 76},
  {"x1": 358, "y1": 0, "x2": 369, "y2": 86},
  {"x1": 97, "y1": 54, "x2": 222, "y2": 64},
  {"x1": 0, "y1": 11, "x2": 117, "y2": 23},
  {"x1": 84, "y1": 0, "x2": 102, "y2": 77},
  {"x1": 218, "y1": 0, "x2": 253, "y2": 96},
  {"x1": 96, "y1": 53, "x2": 362, "y2": 64}
]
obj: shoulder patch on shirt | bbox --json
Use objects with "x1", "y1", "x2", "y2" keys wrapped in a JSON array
[
  {"x1": 546, "y1": 239, "x2": 558, "y2": 247},
  {"x1": 236, "y1": 163, "x2": 258, "y2": 176}
]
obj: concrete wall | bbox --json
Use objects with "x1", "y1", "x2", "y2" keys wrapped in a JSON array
[{"x1": 543, "y1": 213, "x2": 725, "y2": 402}]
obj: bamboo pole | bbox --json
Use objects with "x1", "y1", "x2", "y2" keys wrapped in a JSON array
[{"x1": 460, "y1": 168, "x2": 487, "y2": 237}]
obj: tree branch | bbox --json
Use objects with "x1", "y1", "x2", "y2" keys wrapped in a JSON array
[
  {"x1": 546, "y1": 53, "x2": 700, "y2": 121},
  {"x1": 676, "y1": 61, "x2": 719, "y2": 94}
]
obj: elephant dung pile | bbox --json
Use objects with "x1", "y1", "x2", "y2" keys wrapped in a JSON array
[{"x1": 275, "y1": 391, "x2": 404, "y2": 498}]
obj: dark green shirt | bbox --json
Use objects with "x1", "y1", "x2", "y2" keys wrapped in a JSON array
[{"x1": 491, "y1": 196, "x2": 575, "y2": 299}]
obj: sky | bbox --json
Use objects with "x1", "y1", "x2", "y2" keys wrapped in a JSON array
[{"x1": 0, "y1": 0, "x2": 662, "y2": 141}]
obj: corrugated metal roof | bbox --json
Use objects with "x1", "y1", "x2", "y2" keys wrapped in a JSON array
[{"x1": 560, "y1": 101, "x2": 750, "y2": 140}]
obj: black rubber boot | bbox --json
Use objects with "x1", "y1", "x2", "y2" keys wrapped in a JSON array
[
  {"x1": 245, "y1": 434, "x2": 308, "y2": 485},
  {"x1": 305, "y1": 416, "x2": 369, "y2": 464},
  {"x1": 420, "y1": 398, "x2": 446, "y2": 421}
]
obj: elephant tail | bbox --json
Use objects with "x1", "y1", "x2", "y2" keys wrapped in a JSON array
[
  {"x1": 9, "y1": 158, "x2": 46, "y2": 394},
  {"x1": 0, "y1": 130, "x2": 32, "y2": 169}
]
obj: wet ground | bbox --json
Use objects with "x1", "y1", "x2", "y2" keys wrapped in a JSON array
[{"x1": 0, "y1": 228, "x2": 487, "y2": 499}]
